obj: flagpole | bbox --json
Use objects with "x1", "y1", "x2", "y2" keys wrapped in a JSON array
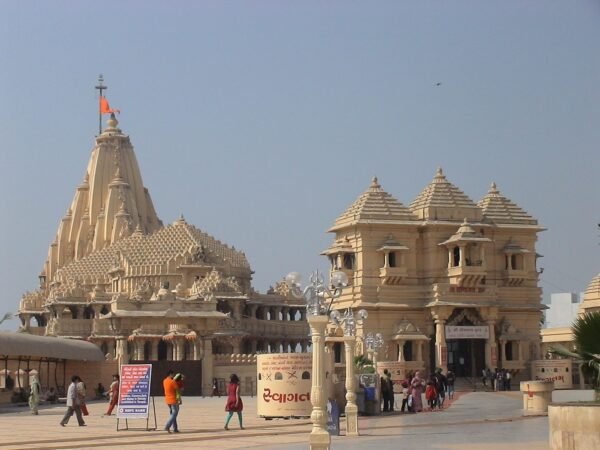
[{"x1": 95, "y1": 74, "x2": 107, "y2": 134}]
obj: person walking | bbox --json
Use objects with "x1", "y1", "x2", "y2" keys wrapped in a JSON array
[
  {"x1": 77, "y1": 378, "x2": 89, "y2": 416},
  {"x1": 380, "y1": 369, "x2": 394, "y2": 412},
  {"x1": 105, "y1": 374, "x2": 120, "y2": 416},
  {"x1": 434, "y1": 368, "x2": 447, "y2": 409},
  {"x1": 446, "y1": 370, "x2": 455, "y2": 400},
  {"x1": 163, "y1": 370, "x2": 179, "y2": 433},
  {"x1": 410, "y1": 371, "x2": 425, "y2": 412},
  {"x1": 224, "y1": 373, "x2": 244, "y2": 430},
  {"x1": 60, "y1": 375, "x2": 85, "y2": 427},
  {"x1": 29, "y1": 374, "x2": 40, "y2": 415}
]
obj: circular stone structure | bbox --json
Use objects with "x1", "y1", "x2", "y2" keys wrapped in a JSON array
[{"x1": 520, "y1": 380, "x2": 554, "y2": 415}]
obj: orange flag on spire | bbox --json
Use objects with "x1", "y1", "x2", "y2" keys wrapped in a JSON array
[{"x1": 100, "y1": 96, "x2": 120, "y2": 114}]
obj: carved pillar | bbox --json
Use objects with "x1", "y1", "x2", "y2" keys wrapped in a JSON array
[
  {"x1": 459, "y1": 245, "x2": 466, "y2": 267},
  {"x1": 151, "y1": 339, "x2": 159, "y2": 361},
  {"x1": 282, "y1": 307, "x2": 289, "y2": 321},
  {"x1": 175, "y1": 339, "x2": 185, "y2": 361},
  {"x1": 21, "y1": 314, "x2": 31, "y2": 331},
  {"x1": 397, "y1": 340, "x2": 405, "y2": 362},
  {"x1": 417, "y1": 341, "x2": 423, "y2": 362},
  {"x1": 116, "y1": 337, "x2": 128, "y2": 363},
  {"x1": 107, "y1": 339, "x2": 116, "y2": 359},
  {"x1": 500, "y1": 340, "x2": 507, "y2": 367},
  {"x1": 307, "y1": 315, "x2": 330, "y2": 450},
  {"x1": 435, "y1": 319, "x2": 447, "y2": 372},
  {"x1": 485, "y1": 320, "x2": 497, "y2": 369},
  {"x1": 202, "y1": 338, "x2": 214, "y2": 396},
  {"x1": 300, "y1": 309, "x2": 307, "y2": 321},
  {"x1": 344, "y1": 336, "x2": 359, "y2": 436}
]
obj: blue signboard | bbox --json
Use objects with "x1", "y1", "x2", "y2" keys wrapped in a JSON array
[
  {"x1": 326, "y1": 399, "x2": 340, "y2": 436},
  {"x1": 117, "y1": 364, "x2": 152, "y2": 419}
]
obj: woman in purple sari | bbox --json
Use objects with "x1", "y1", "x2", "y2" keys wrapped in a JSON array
[{"x1": 410, "y1": 371, "x2": 425, "y2": 412}]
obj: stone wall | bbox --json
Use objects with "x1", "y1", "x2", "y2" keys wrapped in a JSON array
[
  {"x1": 65, "y1": 358, "x2": 119, "y2": 400},
  {"x1": 214, "y1": 354, "x2": 257, "y2": 396}
]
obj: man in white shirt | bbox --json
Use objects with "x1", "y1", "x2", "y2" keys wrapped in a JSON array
[{"x1": 59, "y1": 375, "x2": 86, "y2": 427}]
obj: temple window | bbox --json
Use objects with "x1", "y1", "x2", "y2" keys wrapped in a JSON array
[
  {"x1": 452, "y1": 247, "x2": 460, "y2": 267},
  {"x1": 158, "y1": 340, "x2": 168, "y2": 361},
  {"x1": 403, "y1": 341, "x2": 413, "y2": 361},
  {"x1": 143, "y1": 342, "x2": 152, "y2": 360},
  {"x1": 83, "y1": 306, "x2": 94, "y2": 320},
  {"x1": 100, "y1": 306, "x2": 109, "y2": 315},
  {"x1": 101, "y1": 342, "x2": 109, "y2": 355},
  {"x1": 334, "y1": 343, "x2": 342, "y2": 363},
  {"x1": 343, "y1": 254, "x2": 355, "y2": 270},
  {"x1": 506, "y1": 341, "x2": 514, "y2": 361},
  {"x1": 388, "y1": 252, "x2": 397, "y2": 268}
]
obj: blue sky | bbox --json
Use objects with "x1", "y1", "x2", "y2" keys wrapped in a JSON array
[{"x1": 1, "y1": 1, "x2": 598, "y2": 329}]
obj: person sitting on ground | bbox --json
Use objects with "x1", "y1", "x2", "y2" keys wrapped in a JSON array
[
  {"x1": 43, "y1": 387, "x2": 58, "y2": 403},
  {"x1": 96, "y1": 383, "x2": 107, "y2": 400}
]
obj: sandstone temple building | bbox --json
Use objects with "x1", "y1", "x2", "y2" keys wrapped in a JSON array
[
  {"x1": 15, "y1": 110, "x2": 551, "y2": 395},
  {"x1": 324, "y1": 171, "x2": 546, "y2": 382},
  {"x1": 17, "y1": 114, "x2": 309, "y2": 395}
]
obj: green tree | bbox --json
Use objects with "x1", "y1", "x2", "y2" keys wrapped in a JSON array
[
  {"x1": 551, "y1": 312, "x2": 600, "y2": 397},
  {"x1": 354, "y1": 354, "x2": 375, "y2": 373}
]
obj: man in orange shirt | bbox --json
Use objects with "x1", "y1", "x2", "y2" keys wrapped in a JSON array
[{"x1": 163, "y1": 370, "x2": 179, "y2": 433}]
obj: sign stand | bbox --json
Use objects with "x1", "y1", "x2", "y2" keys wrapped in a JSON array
[
  {"x1": 115, "y1": 364, "x2": 156, "y2": 432},
  {"x1": 117, "y1": 397, "x2": 157, "y2": 431}
]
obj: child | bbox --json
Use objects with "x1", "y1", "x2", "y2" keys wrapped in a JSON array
[
  {"x1": 400, "y1": 381, "x2": 410, "y2": 413},
  {"x1": 425, "y1": 380, "x2": 438, "y2": 411}
]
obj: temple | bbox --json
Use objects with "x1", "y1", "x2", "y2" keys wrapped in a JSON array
[
  {"x1": 323, "y1": 171, "x2": 546, "y2": 382},
  {"x1": 17, "y1": 114, "x2": 309, "y2": 395}
]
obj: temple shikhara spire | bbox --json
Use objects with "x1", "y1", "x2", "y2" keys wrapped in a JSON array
[
  {"x1": 16, "y1": 84, "x2": 309, "y2": 396},
  {"x1": 43, "y1": 106, "x2": 162, "y2": 282}
]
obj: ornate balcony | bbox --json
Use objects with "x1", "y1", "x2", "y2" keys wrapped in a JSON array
[
  {"x1": 447, "y1": 264, "x2": 487, "y2": 287},
  {"x1": 379, "y1": 266, "x2": 408, "y2": 285},
  {"x1": 503, "y1": 269, "x2": 528, "y2": 287}
]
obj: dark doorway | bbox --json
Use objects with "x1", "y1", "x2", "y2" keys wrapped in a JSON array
[
  {"x1": 447, "y1": 339, "x2": 485, "y2": 377},
  {"x1": 157, "y1": 340, "x2": 168, "y2": 361}
]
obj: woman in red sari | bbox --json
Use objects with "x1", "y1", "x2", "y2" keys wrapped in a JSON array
[{"x1": 224, "y1": 374, "x2": 244, "y2": 430}]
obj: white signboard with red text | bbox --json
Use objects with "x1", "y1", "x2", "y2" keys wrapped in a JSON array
[
  {"x1": 257, "y1": 353, "x2": 312, "y2": 417},
  {"x1": 531, "y1": 360, "x2": 573, "y2": 389}
]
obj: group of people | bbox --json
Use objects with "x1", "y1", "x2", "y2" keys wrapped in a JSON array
[
  {"x1": 59, "y1": 375, "x2": 90, "y2": 426},
  {"x1": 55, "y1": 370, "x2": 243, "y2": 433},
  {"x1": 481, "y1": 368, "x2": 512, "y2": 391},
  {"x1": 162, "y1": 371, "x2": 243, "y2": 433},
  {"x1": 381, "y1": 368, "x2": 456, "y2": 413}
]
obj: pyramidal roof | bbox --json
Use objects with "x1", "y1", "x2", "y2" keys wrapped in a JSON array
[
  {"x1": 409, "y1": 168, "x2": 481, "y2": 221},
  {"x1": 330, "y1": 177, "x2": 416, "y2": 230},
  {"x1": 580, "y1": 273, "x2": 600, "y2": 314},
  {"x1": 44, "y1": 114, "x2": 162, "y2": 281},
  {"x1": 477, "y1": 182, "x2": 537, "y2": 225},
  {"x1": 54, "y1": 217, "x2": 250, "y2": 284}
]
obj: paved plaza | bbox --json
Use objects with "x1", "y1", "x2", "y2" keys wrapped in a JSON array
[{"x1": 0, "y1": 391, "x2": 549, "y2": 450}]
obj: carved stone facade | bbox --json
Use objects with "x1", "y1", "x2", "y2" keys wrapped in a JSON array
[
  {"x1": 324, "y1": 172, "x2": 545, "y2": 380},
  {"x1": 17, "y1": 115, "x2": 308, "y2": 395}
]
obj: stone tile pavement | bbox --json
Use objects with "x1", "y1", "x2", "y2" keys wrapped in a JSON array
[{"x1": 0, "y1": 391, "x2": 549, "y2": 449}]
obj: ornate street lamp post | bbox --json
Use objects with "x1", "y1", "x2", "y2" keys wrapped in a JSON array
[
  {"x1": 365, "y1": 332, "x2": 384, "y2": 366},
  {"x1": 286, "y1": 270, "x2": 349, "y2": 450},
  {"x1": 330, "y1": 308, "x2": 368, "y2": 437}
]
